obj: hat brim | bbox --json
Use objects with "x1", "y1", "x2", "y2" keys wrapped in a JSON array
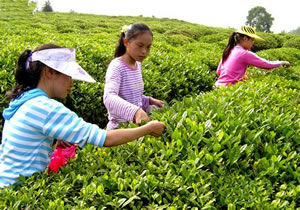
[
  {"x1": 43, "y1": 61, "x2": 96, "y2": 83},
  {"x1": 236, "y1": 30, "x2": 264, "y2": 41}
]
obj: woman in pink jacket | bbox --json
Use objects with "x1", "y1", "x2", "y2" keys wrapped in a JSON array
[{"x1": 215, "y1": 26, "x2": 290, "y2": 87}]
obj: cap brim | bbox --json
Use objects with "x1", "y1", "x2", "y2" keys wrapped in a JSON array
[
  {"x1": 44, "y1": 61, "x2": 96, "y2": 83},
  {"x1": 237, "y1": 30, "x2": 264, "y2": 41},
  {"x1": 251, "y1": 34, "x2": 264, "y2": 41}
]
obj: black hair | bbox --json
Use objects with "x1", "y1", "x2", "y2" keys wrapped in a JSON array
[
  {"x1": 114, "y1": 23, "x2": 153, "y2": 58},
  {"x1": 222, "y1": 32, "x2": 250, "y2": 63},
  {"x1": 6, "y1": 43, "x2": 63, "y2": 100}
]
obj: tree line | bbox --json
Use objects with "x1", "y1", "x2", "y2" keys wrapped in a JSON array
[{"x1": 41, "y1": 1, "x2": 298, "y2": 34}]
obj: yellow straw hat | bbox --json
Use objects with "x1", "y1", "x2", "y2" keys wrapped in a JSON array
[{"x1": 236, "y1": 26, "x2": 264, "y2": 41}]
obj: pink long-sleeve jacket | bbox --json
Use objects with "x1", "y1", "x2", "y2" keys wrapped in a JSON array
[{"x1": 215, "y1": 45, "x2": 282, "y2": 86}]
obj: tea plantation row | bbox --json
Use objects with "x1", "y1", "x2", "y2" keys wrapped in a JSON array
[{"x1": 1, "y1": 67, "x2": 298, "y2": 209}]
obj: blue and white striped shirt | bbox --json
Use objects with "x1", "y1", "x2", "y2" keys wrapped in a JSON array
[{"x1": 0, "y1": 89, "x2": 106, "y2": 188}]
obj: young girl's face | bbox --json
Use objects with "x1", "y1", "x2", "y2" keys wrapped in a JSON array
[
  {"x1": 242, "y1": 37, "x2": 255, "y2": 50},
  {"x1": 124, "y1": 31, "x2": 152, "y2": 62},
  {"x1": 52, "y1": 72, "x2": 73, "y2": 99}
]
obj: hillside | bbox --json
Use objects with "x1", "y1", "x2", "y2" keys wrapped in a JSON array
[{"x1": 0, "y1": 0, "x2": 299, "y2": 209}]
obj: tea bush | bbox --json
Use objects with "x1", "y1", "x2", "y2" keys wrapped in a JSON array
[
  {"x1": 1, "y1": 66, "x2": 298, "y2": 209},
  {"x1": 252, "y1": 33, "x2": 284, "y2": 52},
  {"x1": 283, "y1": 36, "x2": 300, "y2": 50}
]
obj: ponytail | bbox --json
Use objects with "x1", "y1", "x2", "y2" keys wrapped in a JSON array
[
  {"x1": 114, "y1": 32, "x2": 126, "y2": 58},
  {"x1": 114, "y1": 23, "x2": 153, "y2": 58},
  {"x1": 222, "y1": 32, "x2": 237, "y2": 63},
  {"x1": 6, "y1": 43, "x2": 62, "y2": 100},
  {"x1": 222, "y1": 32, "x2": 250, "y2": 63}
]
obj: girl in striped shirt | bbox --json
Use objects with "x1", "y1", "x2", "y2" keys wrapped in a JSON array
[
  {"x1": 0, "y1": 43, "x2": 165, "y2": 188},
  {"x1": 104, "y1": 23, "x2": 164, "y2": 130}
]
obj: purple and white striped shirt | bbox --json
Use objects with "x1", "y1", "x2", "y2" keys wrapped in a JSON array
[{"x1": 103, "y1": 57, "x2": 150, "y2": 130}]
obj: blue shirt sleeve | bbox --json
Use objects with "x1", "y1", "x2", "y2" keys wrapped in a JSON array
[{"x1": 42, "y1": 101, "x2": 107, "y2": 148}]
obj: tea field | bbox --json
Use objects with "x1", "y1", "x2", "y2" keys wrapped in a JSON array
[{"x1": 0, "y1": 0, "x2": 299, "y2": 209}]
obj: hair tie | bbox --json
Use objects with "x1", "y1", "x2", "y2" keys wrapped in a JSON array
[
  {"x1": 233, "y1": 33, "x2": 238, "y2": 43},
  {"x1": 25, "y1": 51, "x2": 33, "y2": 70},
  {"x1": 121, "y1": 25, "x2": 129, "y2": 34},
  {"x1": 121, "y1": 24, "x2": 133, "y2": 35}
]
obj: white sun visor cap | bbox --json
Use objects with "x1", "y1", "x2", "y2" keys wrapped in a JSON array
[{"x1": 31, "y1": 48, "x2": 96, "y2": 83}]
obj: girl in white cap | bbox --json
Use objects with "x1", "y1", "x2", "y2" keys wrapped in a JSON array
[
  {"x1": 215, "y1": 26, "x2": 290, "y2": 87},
  {"x1": 0, "y1": 43, "x2": 165, "y2": 188},
  {"x1": 103, "y1": 23, "x2": 164, "y2": 130}
]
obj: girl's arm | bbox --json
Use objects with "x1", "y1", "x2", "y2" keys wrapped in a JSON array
[
  {"x1": 244, "y1": 51, "x2": 283, "y2": 69},
  {"x1": 43, "y1": 103, "x2": 107, "y2": 148},
  {"x1": 134, "y1": 108, "x2": 150, "y2": 125},
  {"x1": 141, "y1": 95, "x2": 150, "y2": 111},
  {"x1": 104, "y1": 94, "x2": 140, "y2": 121},
  {"x1": 104, "y1": 64, "x2": 140, "y2": 121},
  {"x1": 43, "y1": 103, "x2": 165, "y2": 148},
  {"x1": 141, "y1": 96, "x2": 164, "y2": 111},
  {"x1": 149, "y1": 97, "x2": 164, "y2": 108},
  {"x1": 104, "y1": 120, "x2": 165, "y2": 147}
]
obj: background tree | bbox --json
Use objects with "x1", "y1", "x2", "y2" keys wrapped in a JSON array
[
  {"x1": 42, "y1": 0, "x2": 53, "y2": 12},
  {"x1": 246, "y1": 6, "x2": 274, "y2": 32}
]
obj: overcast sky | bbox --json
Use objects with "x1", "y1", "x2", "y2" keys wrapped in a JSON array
[{"x1": 34, "y1": 0, "x2": 300, "y2": 33}]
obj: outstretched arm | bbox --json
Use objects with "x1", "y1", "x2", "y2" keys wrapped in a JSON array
[
  {"x1": 244, "y1": 51, "x2": 288, "y2": 69},
  {"x1": 104, "y1": 121, "x2": 165, "y2": 147}
]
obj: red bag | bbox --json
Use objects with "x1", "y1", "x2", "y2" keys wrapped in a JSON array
[{"x1": 48, "y1": 144, "x2": 77, "y2": 173}]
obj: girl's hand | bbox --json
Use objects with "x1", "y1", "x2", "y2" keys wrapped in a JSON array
[
  {"x1": 150, "y1": 97, "x2": 164, "y2": 108},
  {"x1": 146, "y1": 120, "x2": 166, "y2": 137},
  {"x1": 240, "y1": 74, "x2": 249, "y2": 81},
  {"x1": 281, "y1": 61, "x2": 290, "y2": 67},
  {"x1": 56, "y1": 140, "x2": 75, "y2": 148},
  {"x1": 134, "y1": 108, "x2": 150, "y2": 125}
]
